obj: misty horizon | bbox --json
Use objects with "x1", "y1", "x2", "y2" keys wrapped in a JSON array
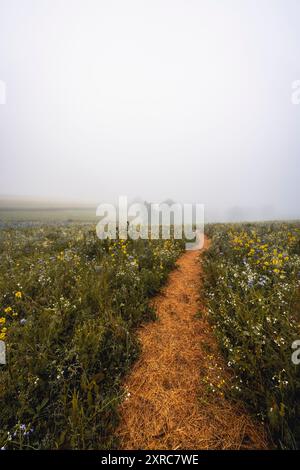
[
  {"x1": 0, "y1": 193, "x2": 296, "y2": 223},
  {"x1": 1, "y1": 0, "x2": 300, "y2": 222}
]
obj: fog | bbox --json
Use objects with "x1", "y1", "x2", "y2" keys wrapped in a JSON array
[{"x1": 0, "y1": 0, "x2": 300, "y2": 221}]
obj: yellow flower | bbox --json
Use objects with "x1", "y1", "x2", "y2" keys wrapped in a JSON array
[
  {"x1": 15, "y1": 291, "x2": 22, "y2": 299},
  {"x1": 0, "y1": 317, "x2": 6, "y2": 324},
  {"x1": 4, "y1": 307, "x2": 12, "y2": 314},
  {"x1": 0, "y1": 332, "x2": 6, "y2": 340}
]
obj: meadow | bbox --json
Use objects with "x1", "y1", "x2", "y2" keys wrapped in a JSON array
[
  {"x1": 0, "y1": 223, "x2": 184, "y2": 449},
  {"x1": 203, "y1": 222, "x2": 300, "y2": 448},
  {"x1": 0, "y1": 219, "x2": 300, "y2": 450}
]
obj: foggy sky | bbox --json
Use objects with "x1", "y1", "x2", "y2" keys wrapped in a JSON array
[{"x1": 0, "y1": 0, "x2": 300, "y2": 221}]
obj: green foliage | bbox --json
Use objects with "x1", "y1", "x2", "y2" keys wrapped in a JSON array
[
  {"x1": 0, "y1": 224, "x2": 184, "y2": 449},
  {"x1": 203, "y1": 222, "x2": 300, "y2": 449}
]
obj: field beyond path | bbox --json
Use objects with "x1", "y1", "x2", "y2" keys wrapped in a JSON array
[{"x1": 117, "y1": 238, "x2": 268, "y2": 450}]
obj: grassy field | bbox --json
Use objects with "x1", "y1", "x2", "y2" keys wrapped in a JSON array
[
  {"x1": 0, "y1": 223, "x2": 184, "y2": 449},
  {"x1": 0, "y1": 209, "x2": 97, "y2": 225},
  {"x1": 203, "y1": 222, "x2": 300, "y2": 448},
  {"x1": 0, "y1": 218, "x2": 299, "y2": 449}
]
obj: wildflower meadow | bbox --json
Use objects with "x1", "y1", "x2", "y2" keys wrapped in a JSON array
[
  {"x1": 0, "y1": 224, "x2": 184, "y2": 449},
  {"x1": 0, "y1": 221, "x2": 299, "y2": 450},
  {"x1": 203, "y1": 222, "x2": 300, "y2": 448}
]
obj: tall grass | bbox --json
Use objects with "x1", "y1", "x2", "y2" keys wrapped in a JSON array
[
  {"x1": 203, "y1": 222, "x2": 300, "y2": 448},
  {"x1": 0, "y1": 225, "x2": 184, "y2": 449}
]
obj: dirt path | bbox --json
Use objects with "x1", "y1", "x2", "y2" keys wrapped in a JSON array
[{"x1": 117, "y1": 238, "x2": 268, "y2": 450}]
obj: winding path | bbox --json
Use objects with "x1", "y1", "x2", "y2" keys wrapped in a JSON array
[{"x1": 117, "y1": 238, "x2": 268, "y2": 450}]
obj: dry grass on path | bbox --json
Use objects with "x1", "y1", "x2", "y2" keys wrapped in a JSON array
[{"x1": 117, "y1": 238, "x2": 269, "y2": 450}]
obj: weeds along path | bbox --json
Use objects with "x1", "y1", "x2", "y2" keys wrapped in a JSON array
[{"x1": 117, "y1": 238, "x2": 268, "y2": 450}]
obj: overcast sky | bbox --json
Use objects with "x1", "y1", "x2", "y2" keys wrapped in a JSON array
[{"x1": 0, "y1": 0, "x2": 299, "y2": 220}]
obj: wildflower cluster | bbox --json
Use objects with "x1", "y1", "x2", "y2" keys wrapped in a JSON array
[
  {"x1": 203, "y1": 222, "x2": 300, "y2": 449},
  {"x1": 229, "y1": 227, "x2": 299, "y2": 277},
  {"x1": 0, "y1": 293, "x2": 22, "y2": 340},
  {"x1": 0, "y1": 224, "x2": 184, "y2": 449}
]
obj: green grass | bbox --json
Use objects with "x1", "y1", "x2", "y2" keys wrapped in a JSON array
[
  {"x1": 0, "y1": 224, "x2": 184, "y2": 449},
  {"x1": 203, "y1": 222, "x2": 300, "y2": 449},
  {"x1": 0, "y1": 208, "x2": 97, "y2": 223}
]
